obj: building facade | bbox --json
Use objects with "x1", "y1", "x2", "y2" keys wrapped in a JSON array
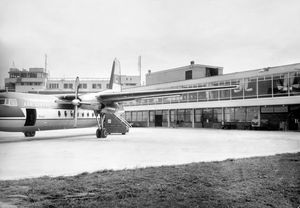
[
  {"x1": 123, "y1": 63, "x2": 300, "y2": 131},
  {"x1": 4, "y1": 68, "x2": 141, "y2": 93},
  {"x1": 5, "y1": 68, "x2": 48, "y2": 92},
  {"x1": 146, "y1": 61, "x2": 223, "y2": 85}
]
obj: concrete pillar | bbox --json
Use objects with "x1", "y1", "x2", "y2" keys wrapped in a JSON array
[
  {"x1": 147, "y1": 111, "x2": 150, "y2": 127},
  {"x1": 192, "y1": 109, "x2": 195, "y2": 128},
  {"x1": 167, "y1": 109, "x2": 170, "y2": 128}
]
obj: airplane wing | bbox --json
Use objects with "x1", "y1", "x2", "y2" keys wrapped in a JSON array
[{"x1": 98, "y1": 85, "x2": 236, "y2": 103}]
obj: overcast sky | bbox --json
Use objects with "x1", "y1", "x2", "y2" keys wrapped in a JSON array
[{"x1": 0, "y1": 0, "x2": 300, "y2": 87}]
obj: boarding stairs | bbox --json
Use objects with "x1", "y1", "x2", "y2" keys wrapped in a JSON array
[{"x1": 114, "y1": 113, "x2": 132, "y2": 128}]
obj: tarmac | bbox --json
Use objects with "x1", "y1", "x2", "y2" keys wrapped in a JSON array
[{"x1": 0, "y1": 127, "x2": 299, "y2": 180}]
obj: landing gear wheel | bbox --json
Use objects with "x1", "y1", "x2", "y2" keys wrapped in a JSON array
[
  {"x1": 101, "y1": 128, "x2": 107, "y2": 138},
  {"x1": 24, "y1": 131, "x2": 36, "y2": 137},
  {"x1": 96, "y1": 129, "x2": 101, "y2": 138}
]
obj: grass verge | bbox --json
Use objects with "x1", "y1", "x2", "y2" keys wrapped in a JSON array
[{"x1": 0, "y1": 153, "x2": 299, "y2": 208}]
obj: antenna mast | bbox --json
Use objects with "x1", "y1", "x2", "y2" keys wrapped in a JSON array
[{"x1": 138, "y1": 55, "x2": 142, "y2": 86}]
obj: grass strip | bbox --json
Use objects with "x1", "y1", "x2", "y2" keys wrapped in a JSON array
[{"x1": 0, "y1": 153, "x2": 299, "y2": 207}]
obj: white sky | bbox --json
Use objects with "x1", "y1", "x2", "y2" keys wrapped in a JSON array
[{"x1": 1, "y1": 0, "x2": 300, "y2": 87}]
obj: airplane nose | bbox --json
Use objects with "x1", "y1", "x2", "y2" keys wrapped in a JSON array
[{"x1": 0, "y1": 105, "x2": 25, "y2": 118}]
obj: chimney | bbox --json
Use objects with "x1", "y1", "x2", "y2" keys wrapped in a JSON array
[{"x1": 190, "y1": 61, "x2": 195, "y2": 65}]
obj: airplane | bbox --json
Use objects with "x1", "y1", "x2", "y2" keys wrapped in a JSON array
[{"x1": 0, "y1": 58, "x2": 237, "y2": 138}]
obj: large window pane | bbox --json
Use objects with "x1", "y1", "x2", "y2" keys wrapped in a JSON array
[
  {"x1": 197, "y1": 91, "x2": 207, "y2": 101},
  {"x1": 213, "y1": 108, "x2": 222, "y2": 122},
  {"x1": 184, "y1": 109, "x2": 192, "y2": 122},
  {"x1": 137, "y1": 111, "x2": 143, "y2": 121},
  {"x1": 232, "y1": 80, "x2": 243, "y2": 99},
  {"x1": 234, "y1": 107, "x2": 246, "y2": 122},
  {"x1": 177, "y1": 109, "x2": 184, "y2": 122},
  {"x1": 220, "y1": 89, "x2": 230, "y2": 100},
  {"x1": 125, "y1": 112, "x2": 131, "y2": 122},
  {"x1": 246, "y1": 107, "x2": 259, "y2": 122},
  {"x1": 258, "y1": 76, "x2": 272, "y2": 97},
  {"x1": 149, "y1": 111, "x2": 155, "y2": 122},
  {"x1": 194, "y1": 109, "x2": 202, "y2": 122},
  {"x1": 189, "y1": 93, "x2": 197, "y2": 102},
  {"x1": 162, "y1": 110, "x2": 168, "y2": 122},
  {"x1": 170, "y1": 110, "x2": 176, "y2": 122},
  {"x1": 132, "y1": 112, "x2": 137, "y2": 121},
  {"x1": 203, "y1": 109, "x2": 213, "y2": 122},
  {"x1": 208, "y1": 90, "x2": 218, "y2": 101},
  {"x1": 290, "y1": 72, "x2": 300, "y2": 96},
  {"x1": 244, "y1": 77, "x2": 257, "y2": 98},
  {"x1": 273, "y1": 73, "x2": 288, "y2": 97},
  {"x1": 224, "y1": 108, "x2": 234, "y2": 122},
  {"x1": 142, "y1": 111, "x2": 148, "y2": 122}
]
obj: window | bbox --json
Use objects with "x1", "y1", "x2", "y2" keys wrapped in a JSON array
[
  {"x1": 246, "y1": 107, "x2": 259, "y2": 122},
  {"x1": 79, "y1": 84, "x2": 87, "y2": 89},
  {"x1": 162, "y1": 110, "x2": 168, "y2": 122},
  {"x1": 64, "y1": 83, "x2": 73, "y2": 89},
  {"x1": 106, "y1": 84, "x2": 110, "y2": 89},
  {"x1": 194, "y1": 109, "x2": 202, "y2": 122},
  {"x1": 132, "y1": 112, "x2": 137, "y2": 121},
  {"x1": 125, "y1": 112, "x2": 131, "y2": 121},
  {"x1": 258, "y1": 76, "x2": 272, "y2": 98},
  {"x1": 202, "y1": 109, "x2": 213, "y2": 123},
  {"x1": 58, "y1": 111, "x2": 61, "y2": 117},
  {"x1": 137, "y1": 111, "x2": 143, "y2": 121},
  {"x1": 185, "y1": 70, "x2": 192, "y2": 80},
  {"x1": 206, "y1": 68, "x2": 219, "y2": 77},
  {"x1": 224, "y1": 108, "x2": 234, "y2": 122},
  {"x1": 92, "y1": 84, "x2": 102, "y2": 89},
  {"x1": 64, "y1": 111, "x2": 67, "y2": 117},
  {"x1": 234, "y1": 107, "x2": 246, "y2": 122},
  {"x1": 213, "y1": 108, "x2": 222, "y2": 122},
  {"x1": 170, "y1": 110, "x2": 176, "y2": 122},
  {"x1": 149, "y1": 111, "x2": 155, "y2": 122},
  {"x1": 197, "y1": 91, "x2": 207, "y2": 101},
  {"x1": 142, "y1": 111, "x2": 148, "y2": 122}
]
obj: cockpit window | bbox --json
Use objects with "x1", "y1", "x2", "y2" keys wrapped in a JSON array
[{"x1": 0, "y1": 98, "x2": 18, "y2": 106}]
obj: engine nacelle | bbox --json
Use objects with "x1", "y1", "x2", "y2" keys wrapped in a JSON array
[{"x1": 101, "y1": 102, "x2": 122, "y2": 114}]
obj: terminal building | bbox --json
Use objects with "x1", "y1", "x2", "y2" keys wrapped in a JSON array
[{"x1": 123, "y1": 62, "x2": 300, "y2": 131}]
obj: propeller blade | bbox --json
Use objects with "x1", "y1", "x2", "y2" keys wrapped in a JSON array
[
  {"x1": 73, "y1": 76, "x2": 80, "y2": 127},
  {"x1": 75, "y1": 76, "x2": 80, "y2": 99},
  {"x1": 74, "y1": 105, "x2": 78, "y2": 127}
]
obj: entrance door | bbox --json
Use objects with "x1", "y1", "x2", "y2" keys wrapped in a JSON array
[
  {"x1": 25, "y1": 109, "x2": 37, "y2": 126},
  {"x1": 155, "y1": 115, "x2": 163, "y2": 127}
]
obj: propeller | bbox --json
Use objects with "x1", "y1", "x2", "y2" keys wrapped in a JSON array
[{"x1": 72, "y1": 76, "x2": 80, "y2": 127}]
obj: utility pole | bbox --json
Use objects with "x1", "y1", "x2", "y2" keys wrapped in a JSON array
[{"x1": 138, "y1": 55, "x2": 142, "y2": 86}]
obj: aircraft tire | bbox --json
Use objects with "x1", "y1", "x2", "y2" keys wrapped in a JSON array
[
  {"x1": 96, "y1": 129, "x2": 101, "y2": 138},
  {"x1": 101, "y1": 128, "x2": 108, "y2": 138},
  {"x1": 24, "y1": 131, "x2": 36, "y2": 137}
]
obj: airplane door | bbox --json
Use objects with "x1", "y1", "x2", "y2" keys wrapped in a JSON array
[{"x1": 25, "y1": 109, "x2": 37, "y2": 126}]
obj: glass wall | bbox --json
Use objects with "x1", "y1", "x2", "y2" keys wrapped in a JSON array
[{"x1": 122, "y1": 70, "x2": 300, "y2": 107}]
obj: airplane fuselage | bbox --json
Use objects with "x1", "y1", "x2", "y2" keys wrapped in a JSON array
[{"x1": 0, "y1": 92, "x2": 97, "y2": 132}]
